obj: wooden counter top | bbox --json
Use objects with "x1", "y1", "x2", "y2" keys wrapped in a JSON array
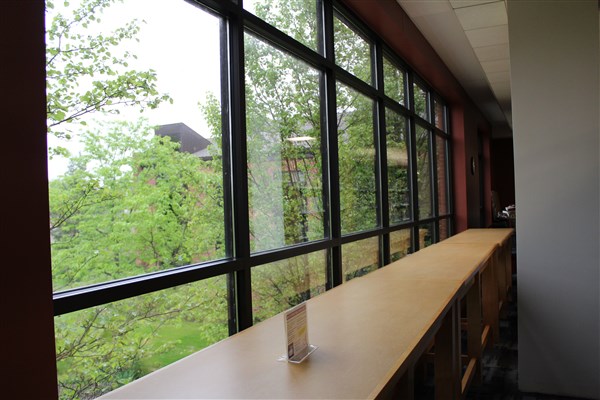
[
  {"x1": 440, "y1": 228, "x2": 513, "y2": 246},
  {"x1": 101, "y1": 268, "x2": 460, "y2": 399},
  {"x1": 100, "y1": 229, "x2": 510, "y2": 400},
  {"x1": 379, "y1": 242, "x2": 496, "y2": 284}
]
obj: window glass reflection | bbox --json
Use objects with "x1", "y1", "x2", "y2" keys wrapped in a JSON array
[
  {"x1": 434, "y1": 97, "x2": 446, "y2": 131},
  {"x1": 252, "y1": 250, "x2": 327, "y2": 322},
  {"x1": 415, "y1": 124, "x2": 433, "y2": 219},
  {"x1": 244, "y1": 0, "x2": 319, "y2": 52},
  {"x1": 386, "y1": 109, "x2": 411, "y2": 224},
  {"x1": 337, "y1": 82, "x2": 377, "y2": 234},
  {"x1": 418, "y1": 223, "x2": 434, "y2": 249},
  {"x1": 383, "y1": 56, "x2": 405, "y2": 105},
  {"x1": 245, "y1": 33, "x2": 324, "y2": 252},
  {"x1": 342, "y1": 236, "x2": 379, "y2": 282},
  {"x1": 439, "y1": 218, "x2": 451, "y2": 241},
  {"x1": 55, "y1": 277, "x2": 228, "y2": 399},
  {"x1": 334, "y1": 15, "x2": 372, "y2": 84},
  {"x1": 390, "y1": 229, "x2": 411, "y2": 262},
  {"x1": 436, "y1": 135, "x2": 450, "y2": 216},
  {"x1": 413, "y1": 82, "x2": 429, "y2": 121},
  {"x1": 48, "y1": 0, "x2": 225, "y2": 291}
]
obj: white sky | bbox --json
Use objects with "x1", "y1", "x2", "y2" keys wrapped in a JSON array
[{"x1": 47, "y1": 0, "x2": 222, "y2": 179}]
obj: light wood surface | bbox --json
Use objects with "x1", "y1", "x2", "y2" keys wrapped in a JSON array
[
  {"x1": 440, "y1": 228, "x2": 513, "y2": 246},
  {"x1": 100, "y1": 229, "x2": 512, "y2": 400},
  {"x1": 101, "y1": 270, "x2": 459, "y2": 399},
  {"x1": 379, "y1": 242, "x2": 496, "y2": 287},
  {"x1": 442, "y1": 228, "x2": 514, "y2": 310}
]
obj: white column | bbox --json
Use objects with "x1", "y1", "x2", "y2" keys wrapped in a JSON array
[{"x1": 508, "y1": 1, "x2": 599, "y2": 397}]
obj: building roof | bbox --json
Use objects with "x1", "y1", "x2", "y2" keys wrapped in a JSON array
[{"x1": 154, "y1": 123, "x2": 214, "y2": 160}]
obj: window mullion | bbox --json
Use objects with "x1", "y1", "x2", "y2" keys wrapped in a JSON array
[
  {"x1": 322, "y1": 0, "x2": 342, "y2": 289},
  {"x1": 227, "y1": 7, "x2": 253, "y2": 333},
  {"x1": 374, "y1": 41, "x2": 389, "y2": 267},
  {"x1": 407, "y1": 72, "x2": 420, "y2": 252}
]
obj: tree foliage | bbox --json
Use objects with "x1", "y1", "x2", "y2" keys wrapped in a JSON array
[
  {"x1": 45, "y1": 0, "x2": 170, "y2": 155},
  {"x1": 50, "y1": 120, "x2": 228, "y2": 399},
  {"x1": 49, "y1": 0, "x2": 414, "y2": 398}
]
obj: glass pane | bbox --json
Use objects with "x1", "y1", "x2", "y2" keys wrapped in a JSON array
[
  {"x1": 337, "y1": 82, "x2": 377, "y2": 234},
  {"x1": 413, "y1": 82, "x2": 429, "y2": 121},
  {"x1": 342, "y1": 237, "x2": 379, "y2": 282},
  {"x1": 436, "y1": 135, "x2": 450, "y2": 216},
  {"x1": 415, "y1": 124, "x2": 433, "y2": 219},
  {"x1": 252, "y1": 251, "x2": 327, "y2": 322},
  {"x1": 434, "y1": 97, "x2": 446, "y2": 131},
  {"x1": 245, "y1": 33, "x2": 324, "y2": 253},
  {"x1": 383, "y1": 56, "x2": 405, "y2": 105},
  {"x1": 244, "y1": 0, "x2": 318, "y2": 52},
  {"x1": 386, "y1": 109, "x2": 411, "y2": 224},
  {"x1": 390, "y1": 229, "x2": 411, "y2": 262},
  {"x1": 55, "y1": 276, "x2": 228, "y2": 400},
  {"x1": 439, "y1": 218, "x2": 451, "y2": 241},
  {"x1": 418, "y1": 223, "x2": 434, "y2": 249},
  {"x1": 47, "y1": 0, "x2": 225, "y2": 291},
  {"x1": 334, "y1": 15, "x2": 371, "y2": 84}
]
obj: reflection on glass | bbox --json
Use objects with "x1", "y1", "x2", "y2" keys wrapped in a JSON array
[
  {"x1": 252, "y1": 251, "x2": 327, "y2": 322},
  {"x1": 337, "y1": 82, "x2": 377, "y2": 234},
  {"x1": 48, "y1": 1, "x2": 225, "y2": 291},
  {"x1": 413, "y1": 82, "x2": 429, "y2": 121},
  {"x1": 342, "y1": 237, "x2": 379, "y2": 282},
  {"x1": 415, "y1": 124, "x2": 433, "y2": 219},
  {"x1": 334, "y1": 15, "x2": 372, "y2": 84},
  {"x1": 418, "y1": 223, "x2": 434, "y2": 248},
  {"x1": 439, "y1": 218, "x2": 450, "y2": 241},
  {"x1": 386, "y1": 109, "x2": 410, "y2": 224},
  {"x1": 243, "y1": 0, "x2": 318, "y2": 52},
  {"x1": 245, "y1": 33, "x2": 324, "y2": 253},
  {"x1": 54, "y1": 276, "x2": 228, "y2": 399},
  {"x1": 434, "y1": 97, "x2": 446, "y2": 131},
  {"x1": 383, "y1": 56, "x2": 405, "y2": 105},
  {"x1": 436, "y1": 135, "x2": 450, "y2": 216},
  {"x1": 390, "y1": 229, "x2": 411, "y2": 262}
]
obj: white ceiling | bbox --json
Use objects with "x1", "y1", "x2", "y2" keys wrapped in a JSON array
[{"x1": 397, "y1": 0, "x2": 513, "y2": 138}]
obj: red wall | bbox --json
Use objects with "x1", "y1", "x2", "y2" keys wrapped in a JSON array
[
  {"x1": 1, "y1": 1, "x2": 59, "y2": 398},
  {"x1": 342, "y1": 0, "x2": 492, "y2": 231}
]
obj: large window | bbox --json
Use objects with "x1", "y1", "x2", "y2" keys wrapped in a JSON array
[
  {"x1": 244, "y1": 33, "x2": 324, "y2": 252},
  {"x1": 47, "y1": 0, "x2": 452, "y2": 398},
  {"x1": 337, "y1": 82, "x2": 377, "y2": 234}
]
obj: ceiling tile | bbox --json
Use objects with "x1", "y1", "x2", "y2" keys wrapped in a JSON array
[
  {"x1": 449, "y1": 0, "x2": 498, "y2": 9},
  {"x1": 485, "y1": 70, "x2": 511, "y2": 84},
  {"x1": 398, "y1": 0, "x2": 512, "y2": 133},
  {"x1": 474, "y1": 43, "x2": 510, "y2": 62},
  {"x1": 490, "y1": 82, "x2": 511, "y2": 97},
  {"x1": 454, "y1": 1, "x2": 507, "y2": 30},
  {"x1": 481, "y1": 59, "x2": 510, "y2": 73},
  {"x1": 465, "y1": 24, "x2": 509, "y2": 47}
]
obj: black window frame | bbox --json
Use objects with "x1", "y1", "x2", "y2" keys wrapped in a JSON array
[{"x1": 51, "y1": 0, "x2": 454, "y2": 341}]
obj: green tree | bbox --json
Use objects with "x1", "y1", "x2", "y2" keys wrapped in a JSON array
[
  {"x1": 49, "y1": 0, "x2": 413, "y2": 398},
  {"x1": 46, "y1": 1, "x2": 226, "y2": 398},
  {"x1": 50, "y1": 121, "x2": 224, "y2": 289},
  {"x1": 45, "y1": 0, "x2": 170, "y2": 155},
  {"x1": 50, "y1": 120, "x2": 228, "y2": 399},
  {"x1": 217, "y1": 0, "x2": 382, "y2": 320}
]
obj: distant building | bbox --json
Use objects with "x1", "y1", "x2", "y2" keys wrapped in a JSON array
[{"x1": 154, "y1": 122, "x2": 213, "y2": 160}]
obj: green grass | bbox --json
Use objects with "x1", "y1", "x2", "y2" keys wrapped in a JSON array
[{"x1": 138, "y1": 322, "x2": 221, "y2": 374}]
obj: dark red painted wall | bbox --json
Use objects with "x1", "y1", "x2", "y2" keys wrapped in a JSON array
[{"x1": 1, "y1": 1, "x2": 58, "y2": 399}]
